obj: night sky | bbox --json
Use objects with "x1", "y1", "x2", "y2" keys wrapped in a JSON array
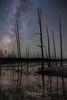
[{"x1": 0, "y1": 0, "x2": 67, "y2": 57}]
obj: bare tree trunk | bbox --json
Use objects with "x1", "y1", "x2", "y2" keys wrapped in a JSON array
[
  {"x1": 46, "y1": 25, "x2": 52, "y2": 99},
  {"x1": 26, "y1": 44, "x2": 29, "y2": 86},
  {"x1": 38, "y1": 8, "x2": 45, "y2": 97},
  {"x1": 44, "y1": 45, "x2": 48, "y2": 58},
  {"x1": 52, "y1": 30, "x2": 59, "y2": 99},
  {"x1": 59, "y1": 16, "x2": 65, "y2": 98},
  {"x1": 15, "y1": 20, "x2": 23, "y2": 89}
]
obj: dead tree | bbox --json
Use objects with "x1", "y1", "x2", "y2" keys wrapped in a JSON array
[
  {"x1": 52, "y1": 30, "x2": 59, "y2": 98},
  {"x1": 46, "y1": 25, "x2": 52, "y2": 99},
  {"x1": 37, "y1": 8, "x2": 45, "y2": 97},
  {"x1": 26, "y1": 44, "x2": 29, "y2": 86},
  {"x1": 59, "y1": 16, "x2": 65, "y2": 97},
  {"x1": 14, "y1": 8, "x2": 23, "y2": 89},
  {"x1": 46, "y1": 25, "x2": 51, "y2": 67},
  {"x1": 12, "y1": 44, "x2": 17, "y2": 82},
  {"x1": 44, "y1": 45, "x2": 48, "y2": 58},
  {"x1": 15, "y1": 21, "x2": 21, "y2": 58}
]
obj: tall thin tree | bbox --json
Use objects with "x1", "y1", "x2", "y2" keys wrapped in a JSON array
[
  {"x1": 26, "y1": 44, "x2": 29, "y2": 86},
  {"x1": 59, "y1": 16, "x2": 65, "y2": 97},
  {"x1": 46, "y1": 25, "x2": 52, "y2": 99},
  {"x1": 38, "y1": 8, "x2": 45, "y2": 97},
  {"x1": 52, "y1": 30, "x2": 59, "y2": 98},
  {"x1": 44, "y1": 45, "x2": 48, "y2": 58}
]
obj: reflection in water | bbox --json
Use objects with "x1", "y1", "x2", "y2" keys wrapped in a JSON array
[{"x1": 0, "y1": 63, "x2": 67, "y2": 100}]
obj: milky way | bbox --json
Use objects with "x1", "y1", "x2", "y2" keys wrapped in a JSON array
[{"x1": 0, "y1": 0, "x2": 67, "y2": 57}]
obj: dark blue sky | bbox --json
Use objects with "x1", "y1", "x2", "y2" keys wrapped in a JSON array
[{"x1": 0, "y1": 0, "x2": 67, "y2": 57}]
